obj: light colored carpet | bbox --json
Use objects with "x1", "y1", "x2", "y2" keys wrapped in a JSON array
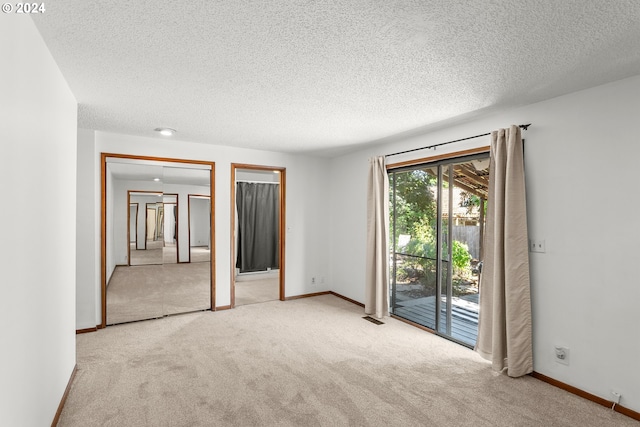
[
  {"x1": 190, "y1": 246, "x2": 210, "y2": 263},
  {"x1": 107, "y1": 262, "x2": 210, "y2": 324},
  {"x1": 61, "y1": 295, "x2": 635, "y2": 426},
  {"x1": 235, "y1": 272, "x2": 279, "y2": 306},
  {"x1": 129, "y1": 244, "x2": 210, "y2": 265},
  {"x1": 130, "y1": 241, "x2": 178, "y2": 265}
]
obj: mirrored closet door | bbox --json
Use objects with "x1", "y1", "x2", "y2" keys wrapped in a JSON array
[{"x1": 104, "y1": 156, "x2": 213, "y2": 325}]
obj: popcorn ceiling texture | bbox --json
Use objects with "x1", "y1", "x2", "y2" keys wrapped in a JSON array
[{"x1": 33, "y1": 0, "x2": 640, "y2": 155}]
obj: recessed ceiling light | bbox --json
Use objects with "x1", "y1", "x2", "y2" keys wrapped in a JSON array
[
  {"x1": 153, "y1": 178, "x2": 161, "y2": 182},
  {"x1": 155, "y1": 127, "x2": 176, "y2": 136}
]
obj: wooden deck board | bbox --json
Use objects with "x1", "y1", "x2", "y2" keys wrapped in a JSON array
[{"x1": 393, "y1": 296, "x2": 479, "y2": 346}]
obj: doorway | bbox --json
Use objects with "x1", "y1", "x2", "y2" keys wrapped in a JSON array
[
  {"x1": 230, "y1": 164, "x2": 285, "y2": 307},
  {"x1": 389, "y1": 151, "x2": 489, "y2": 347},
  {"x1": 128, "y1": 191, "x2": 178, "y2": 265}
]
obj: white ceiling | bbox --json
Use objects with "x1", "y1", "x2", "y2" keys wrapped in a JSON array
[{"x1": 32, "y1": 1, "x2": 640, "y2": 156}]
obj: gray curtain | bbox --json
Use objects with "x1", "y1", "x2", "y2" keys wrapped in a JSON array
[
  {"x1": 476, "y1": 125, "x2": 533, "y2": 377},
  {"x1": 365, "y1": 156, "x2": 390, "y2": 319},
  {"x1": 236, "y1": 182, "x2": 280, "y2": 273}
]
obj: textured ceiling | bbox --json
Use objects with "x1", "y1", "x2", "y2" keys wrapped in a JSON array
[{"x1": 32, "y1": 1, "x2": 640, "y2": 156}]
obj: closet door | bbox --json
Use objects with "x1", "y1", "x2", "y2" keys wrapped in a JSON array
[
  {"x1": 106, "y1": 161, "x2": 164, "y2": 324},
  {"x1": 160, "y1": 167, "x2": 212, "y2": 317},
  {"x1": 104, "y1": 159, "x2": 213, "y2": 325}
]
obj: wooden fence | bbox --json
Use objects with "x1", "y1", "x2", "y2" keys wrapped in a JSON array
[{"x1": 453, "y1": 226, "x2": 481, "y2": 260}]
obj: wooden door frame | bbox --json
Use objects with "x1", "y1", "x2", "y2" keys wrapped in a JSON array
[
  {"x1": 100, "y1": 153, "x2": 215, "y2": 328},
  {"x1": 230, "y1": 163, "x2": 286, "y2": 308}
]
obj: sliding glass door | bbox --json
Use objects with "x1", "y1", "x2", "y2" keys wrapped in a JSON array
[{"x1": 390, "y1": 153, "x2": 489, "y2": 347}]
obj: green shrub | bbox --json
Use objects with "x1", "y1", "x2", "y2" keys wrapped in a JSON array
[{"x1": 452, "y1": 240, "x2": 471, "y2": 275}]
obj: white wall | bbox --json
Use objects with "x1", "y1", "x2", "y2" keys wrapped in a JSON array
[
  {"x1": 189, "y1": 197, "x2": 210, "y2": 247},
  {"x1": 329, "y1": 75, "x2": 640, "y2": 413},
  {"x1": 164, "y1": 200, "x2": 176, "y2": 245},
  {"x1": 75, "y1": 131, "x2": 332, "y2": 327},
  {"x1": 236, "y1": 169, "x2": 280, "y2": 182},
  {"x1": 0, "y1": 15, "x2": 77, "y2": 426},
  {"x1": 77, "y1": 129, "x2": 99, "y2": 331}
]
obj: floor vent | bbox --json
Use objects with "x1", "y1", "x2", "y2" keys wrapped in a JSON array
[{"x1": 363, "y1": 316, "x2": 384, "y2": 325}]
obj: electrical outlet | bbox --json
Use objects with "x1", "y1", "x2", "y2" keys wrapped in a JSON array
[
  {"x1": 611, "y1": 391, "x2": 622, "y2": 404},
  {"x1": 311, "y1": 277, "x2": 316, "y2": 285},
  {"x1": 554, "y1": 346, "x2": 569, "y2": 365},
  {"x1": 530, "y1": 239, "x2": 546, "y2": 253}
]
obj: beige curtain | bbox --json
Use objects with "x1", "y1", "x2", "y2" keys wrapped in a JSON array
[
  {"x1": 476, "y1": 125, "x2": 533, "y2": 377},
  {"x1": 365, "y1": 156, "x2": 390, "y2": 319}
]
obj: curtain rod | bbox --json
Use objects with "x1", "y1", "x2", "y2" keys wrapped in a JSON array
[
  {"x1": 385, "y1": 123, "x2": 531, "y2": 158},
  {"x1": 236, "y1": 180, "x2": 280, "y2": 184}
]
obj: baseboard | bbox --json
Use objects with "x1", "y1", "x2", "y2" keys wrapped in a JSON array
[
  {"x1": 215, "y1": 305, "x2": 231, "y2": 311},
  {"x1": 332, "y1": 294, "x2": 640, "y2": 422},
  {"x1": 76, "y1": 327, "x2": 98, "y2": 334},
  {"x1": 51, "y1": 364, "x2": 77, "y2": 427},
  {"x1": 284, "y1": 291, "x2": 330, "y2": 301},
  {"x1": 530, "y1": 371, "x2": 640, "y2": 421},
  {"x1": 329, "y1": 291, "x2": 365, "y2": 307},
  {"x1": 222, "y1": 287, "x2": 638, "y2": 422}
]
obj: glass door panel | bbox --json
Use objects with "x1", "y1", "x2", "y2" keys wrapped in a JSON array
[
  {"x1": 391, "y1": 153, "x2": 488, "y2": 348},
  {"x1": 447, "y1": 159, "x2": 485, "y2": 346},
  {"x1": 438, "y1": 164, "x2": 452, "y2": 337},
  {"x1": 390, "y1": 167, "x2": 439, "y2": 330}
]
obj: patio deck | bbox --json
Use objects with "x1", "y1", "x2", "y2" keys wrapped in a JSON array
[{"x1": 393, "y1": 293, "x2": 479, "y2": 346}]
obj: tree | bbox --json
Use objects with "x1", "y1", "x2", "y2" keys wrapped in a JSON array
[
  {"x1": 390, "y1": 169, "x2": 437, "y2": 244},
  {"x1": 390, "y1": 169, "x2": 474, "y2": 296}
]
